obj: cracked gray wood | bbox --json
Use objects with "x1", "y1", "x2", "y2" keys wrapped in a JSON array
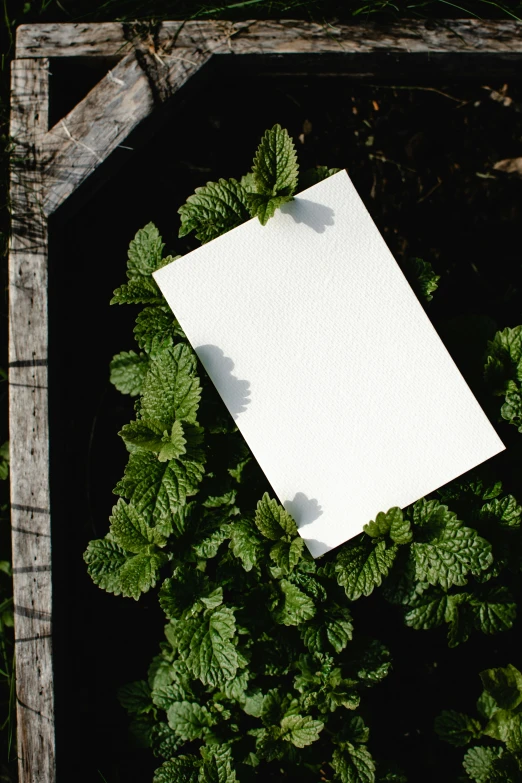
[
  {"x1": 15, "y1": 18, "x2": 522, "y2": 58},
  {"x1": 9, "y1": 57, "x2": 55, "y2": 783}
]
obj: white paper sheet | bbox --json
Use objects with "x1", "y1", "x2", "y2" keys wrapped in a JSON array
[{"x1": 154, "y1": 170, "x2": 505, "y2": 557}]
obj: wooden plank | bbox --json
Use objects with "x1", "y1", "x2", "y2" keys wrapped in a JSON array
[
  {"x1": 41, "y1": 47, "x2": 210, "y2": 216},
  {"x1": 9, "y1": 58, "x2": 55, "y2": 783},
  {"x1": 16, "y1": 19, "x2": 522, "y2": 59}
]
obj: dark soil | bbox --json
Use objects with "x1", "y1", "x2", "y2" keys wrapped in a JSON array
[{"x1": 48, "y1": 57, "x2": 522, "y2": 782}]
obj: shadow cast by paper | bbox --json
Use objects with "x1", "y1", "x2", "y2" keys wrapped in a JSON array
[
  {"x1": 284, "y1": 492, "x2": 323, "y2": 527},
  {"x1": 196, "y1": 344, "x2": 251, "y2": 420},
  {"x1": 280, "y1": 199, "x2": 335, "y2": 234}
]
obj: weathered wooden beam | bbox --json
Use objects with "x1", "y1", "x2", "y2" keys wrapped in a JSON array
[
  {"x1": 9, "y1": 58, "x2": 56, "y2": 783},
  {"x1": 41, "y1": 46, "x2": 210, "y2": 216},
  {"x1": 16, "y1": 18, "x2": 522, "y2": 59}
]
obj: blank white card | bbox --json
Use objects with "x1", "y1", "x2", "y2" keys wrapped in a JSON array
[{"x1": 154, "y1": 170, "x2": 505, "y2": 557}]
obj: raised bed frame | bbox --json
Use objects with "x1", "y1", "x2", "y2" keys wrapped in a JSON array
[{"x1": 9, "y1": 17, "x2": 522, "y2": 783}]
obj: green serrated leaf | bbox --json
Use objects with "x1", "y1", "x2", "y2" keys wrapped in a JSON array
[
  {"x1": 119, "y1": 419, "x2": 166, "y2": 452},
  {"x1": 332, "y1": 743, "x2": 376, "y2": 783},
  {"x1": 134, "y1": 306, "x2": 185, "y2": 356},
  {"x1": 247, "y1": 192, "x2": 293, "y2": 225},
  {"x1": 109, "y1": 498, "x2": 166, "y2": 553},
  {"x1": 364, "y1": 507, "x2": 411, "y2": 544},
  {"x1": 199, "y1": 745, "x2": 238, "y2": 783},
  {"x1": 335, "y1": 539, "x2": 398, "y2": 601},
  {"x1": 110, "y1": 350, "x2": 149, "y2": 396},
  {"x1": 470, "y1": 587, "x2": 517, "y2": 635},
  {"x1": 127, "y1": 223, "x2": 165, "y2": 279},
  {"x1": 153, "y1": 755, "x2": 200, "y2": 783},
  {"x1": 119, "y1": 551, "x2": 168, "y2": 600},
  {"x1": 270, "y1": 536, "x2": 304, "y2": 574},
  {"x1": 480, "y1": 495, "x2": 522, "y2": 528},
  {"x1": 83, "y1": 537, "x2": 126, "y2": 595},
  {"x1": 167, "y1": 701, "x2": 214, "y2": 741},
  {"x1": 179, "y1": 607, "x2": 238, "y2": 687},
  {"x1": 178, "y1": 178, "x2": 250, "y2": 244},
  {"x1": 410, "y1": 499, "x2": 492, "y2": 590},
  {"x1": 402, "y1": 257, "x2": 440, "y2": 303},
  {"x1": 462, "y1": 745, "x2": 504, "y2": 783},
  {"x1": 255, "y1": 493, "x2": 297, "y2": 540},
  {"x1": 116, "y1": 454, "x2": 203, "y2": 536},
  {"x1": 118, "y1": 680, "x2": 152, "y2": 715},
  {"x1": 252, "y1": 124, "x2": 299, "y2": 197},
  {"x1": 435, "y1": 710, "x2": 482, "y2": 746},
  {"x1": 480, "y1": 665, "x2": 522, "y2": 710},
  {"x1": 280, "y1": 714, "x2": 323, "y2": 748},
  {"x1": 276, "y1": 579, "x2": 315, "y2": 626},
  {"x1": 501, "y1": 387, "x2": 522, "y2": 431},
  {"x1": 229, "y1": 518, "x2": 264, "y2": 571},
  {"x1": 112, "y1": 276, "x2": 164, "y2": 305},
  {"x1": 484, "y1": 325, "x2": 522, "y2": 393},
  {"x1": 141, "y1": 343, "x2": 201, "y2": 426}
]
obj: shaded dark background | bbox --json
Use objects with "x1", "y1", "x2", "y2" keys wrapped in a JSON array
[{"x1": 44, "y1": 53, "x2": 522, "y2": 782}]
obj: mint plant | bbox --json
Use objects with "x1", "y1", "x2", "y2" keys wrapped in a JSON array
[
  {"x1": 436, "y1": 664, "x2": 522, "y2": 782},
  {"x1": 85, "y1": 125, "x2": 520, "y2": 782}
]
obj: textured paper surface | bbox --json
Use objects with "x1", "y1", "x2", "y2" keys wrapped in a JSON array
[{"x1": 154, "y1": 170, "x2": 505, "y2": 557}]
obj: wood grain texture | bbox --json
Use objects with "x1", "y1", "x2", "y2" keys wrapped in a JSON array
[
  {"x1": 9, "y1": 58, "x2": 55, "y2": 783},
  {"x1": 16, "y1": 18, "x2": 522, "y2": 59},
  {"x1": 41, "y1": 46, "x2": 210, "y2": 216}
]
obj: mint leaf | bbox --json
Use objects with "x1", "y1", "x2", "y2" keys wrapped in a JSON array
[
  {"x1": 199, "y1": 746, "x2": 238, "y2": 783},
  {"x1": 335, "y1": 539, "x2": 398, "y2": 601},
  {"x1": 178, "y1": 178, "x2": 250, "y2": 244},
  {"x1": 364, "y1": 507, "x2": 411, "y2": 544},
  {"x1": 119, "y1": 419, "x2": 166, "y2": 452},
  {"x1": 83, "y1": 538, "x2": 126, "y2": 595},
  {"x1": 501, "y1": 387, "x2": 522, "y2": 431},
  {"x1": 402, "y1": 257, "x2": 440, "y2": 303},
  {"x1": 410, "y1": 499, "x2": 492, "y2": 590},
  {"x1": 112, "y1": 276, "x2": 164, "y2": 305},
  {"x1": 115, "y1": 453, "x2": 204, "y2": 535},
  {"x1": 153, "y1": 757, "x2": 200, "y2": 783},
  {"x1": 229, "y1": 518, "x2": 264, "y2": 571},
  {"x1": 276, "y1": 579, "x2": 315, "y2": 626},
  {"x1": 331, "y1": 743, "x2": 376, "y2": 783},
  {"x1": 109, "y1": 498, "x2": 166, "y2": 553},
  {"x1": 252, "y1": 124, "x2": 298, "y2": 197},
  {"x1": 247, "y1": 193, "x2": 292, "y2": 226},
  {"x1": 470, "y1": 587, "x2": 517, "y2": 636},
  {"x1": 484, "y1": 325, "x2": 522, "y2": 393},
  {"x1": 119, "y1": 551, "x2": 168, "y2": 600},
  {"x1": 255, "y1": 493, "x2": 297, "y2": 540},
  {"x1": 141, "y1": 343, "x2": 201, "y2": 426},
  {"x1": 127, "y1": 223, "x2": 165, "y2": 279},
  {"x1": 480, "y1": 495, "x2": 522, "y2": 528},
  {"x1": 462, "y1": 745, "x2": 504, "y2": 783},
  {"x1": 270, "y1": 536, "x2": 304, "y2": 574},
  {"x1": 167, "y1": 701, "x2": 214, "y2": 741},
  {"x1": 110, "y1": 350, "x2": 149, "y2": 396},
  {"x1": 178, "y1": 607, "x2": 238, "y2": 687},
  {"x1": 118, "y1": 680, "x2": 152, "y2": 715},
  {"x1": 480, "y1": 665, "x2": 522, "y2": 711},
  {"x1": 280, "y1": 714, "x2": 323, "y2": 747},
  {"x1": 435, "y1": 710, "x2": 482, "y2": 746},
  {"x1": 134, "y1": 306, "x2": 185, "y2": 356}
]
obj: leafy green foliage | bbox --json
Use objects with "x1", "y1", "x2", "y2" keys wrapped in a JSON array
[
  {"x1": 178, "y1": 179, "x2": 251, "y2": 244},
  {"x1": 401, "y1": 257, "x2": 440, "y2": 303},
  {"x1": 484, "y1": 326, "x2": 522, "y2": 432},
  {"x1": 110, "y1": 350, "x2": 149, "y2": 396},
  {"x1": 86, "y1": 127, "x2": 522, "y2": 781},
  {"x1": 437, "y1": 665, "x2": 522, "y2": 781}
]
